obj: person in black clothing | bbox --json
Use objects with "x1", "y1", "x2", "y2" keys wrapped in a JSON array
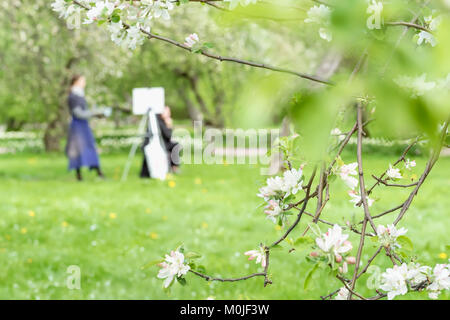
[{"x1": 140, "y1": 106, "x2": 181, "y2": 178}]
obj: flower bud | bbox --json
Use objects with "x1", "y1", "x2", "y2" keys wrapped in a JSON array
[
  {"x1": 335, "y1": 254, "x2": 343, "y2": 263},
  {"x1": 346, "y1": 256, "x2": 356, "y2": 264},
  {"x1": 310, "y1": 251, "x2": 319, "y2": 257}
]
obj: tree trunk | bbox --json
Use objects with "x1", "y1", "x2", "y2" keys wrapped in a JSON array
[
  {"x1": 178, "y1": 87, "x2": 203, "y2": 123},
  {"x1": 43, "y1": 57, "x2": 77, "y2": 152},
  {"x1": 43, "y1": 102, "x2": 69, "y2": 152}
]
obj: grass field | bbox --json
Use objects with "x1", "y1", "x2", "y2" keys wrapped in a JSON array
[{"x1": 0, "y1": 151, "x2": 448, "y2": 300}]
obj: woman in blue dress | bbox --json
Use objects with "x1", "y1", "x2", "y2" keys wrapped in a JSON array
[{"x1": 66, "y1": 75, "x2": 109, "y2": 181}]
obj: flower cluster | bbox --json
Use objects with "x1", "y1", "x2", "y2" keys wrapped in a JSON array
[
  {"x1": 52, "y1": 0, "x2": 175, "y2": 50},
  {"x1": 334, "y1": 158, "x2": 375, "y2": 208},
  {"x1": 379, "y1": 262, "x2": 450, "y2": 300},
  {"x1": 386, "y1": 164, "x2": 402, "y2": 180},
  {"x1": 311, "y1": 225, "x2": 355, "y2": 273},
  {"x1": 376, "y1": 224, "x2": 407, "y2": 249},
  {"x1": 395, "y1": 73, "x2": 450, "y2": 98},
  {"x1": 157, "y1": 249, "x2": 190, "y2": 288},
  {"x1": 427, "y1": 264, "x2": 450, "y2": 299},
  {"x1": 337, "y1": 162, "x2": 358, "y2": 190},
  {"x1": 416, "y1": 14, "x2": 441, "y2": 47},
  {"x1": 304, "y1": 4, "x2": 332, "y2": 42},
  {"x1": 257, "y1": 167, "x2": 304, "y2": 225},
  {"x1": 184, "y1": 33, "x2": 199, "y2": 48},
  {"x1": 404, "y1": 158, "x2": 416, "y2": 170},
  {"x1": 348, "y1": 190, "x2": 374, "y2": 207},
  {"x1": 335, "y1": 287, "x2": 350, "y2": 300}
]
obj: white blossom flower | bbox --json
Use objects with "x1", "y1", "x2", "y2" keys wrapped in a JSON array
[
  {"x1": 184, "y1": 33, "x2": 199, "y2": 48},
  {"x1": 281, "y1": 168, "x2": 304, "y2": 198},
  {"x1": 319, "y1": 28, "x2": 333, "y2": 42},
  {"x1": 427, "y1": 264, "x2": 450, "y2": 299},
  {"x1": 257, "y1": 168, "x2": 303, "y2": 200},
  {"x1": 386, "y1": 164, "x2": 402, "y2": 180},
  {"x1": 315, "y1": 224, "x2": 353, "y2": 256},
  {"x1": 107, "y1": 21, "x2": 125, "y2": 46},
  {"x1": 51, "y1": 0, "x2": 79, "y2": 19},
  {"x1": 124, "y1": 25, "x2": 147, "y2": 50},
  {"x1": 425, "y1": 14, "x2": 441, "y2": 32},
  {"x1": 83, "y1": 1, "x2": 115, "y2": 25},
  {"x1": 348, "y1": 190, "x2": 374, "y2": 207},
  {"x1": 394, "y1": 74, "x2": 436, "y2": 97},
  {"x1": 331, "y1": 128, "x2": 345, "y2": 142},
  {"x1": 404, "y1": 159, "x2": 416, "y2": 170},
  {"x1": 376, "y1": 224, "x2": 408, "y2": 249},
  {"x1": 338, "y1": 162, "x2": 359, "y2": 190},
  {"x1": 416, "y1": 31, "x2": 437, "y2": 47},
  {"x1": 157, "y1": 249, "x2": 190, "y2": 288},
  {"x1": 415, "y1": 14, "x2": 440, "y2": 47},
  {"x1": 244, "y1": 246, "x2": 266, "y2": 267},
  {"x1": 366, "y1": 1, "x2": 384, "y2": 30},
  {"x1": 380, "y1": 263, "x2": 409, "y2": 300},
  {"x1": 407, "y1": 263, "x2": 431, "y2": 287},
  {"x1": 305, "y1": 5, "x2": 332, "y2": 42},
  {"x1": 264, "y1": 200, "x2": 283, "y2": 223},
  {"x1": 258, "y1": 176, "x2": 285, "y2": 200},
  {"x1": 335, "y1": 287, "x2": 350, "y2": 300}
]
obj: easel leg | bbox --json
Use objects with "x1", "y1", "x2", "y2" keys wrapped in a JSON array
[{"x1": 121, "y1": 115, "x2": 148, "y2": 182}]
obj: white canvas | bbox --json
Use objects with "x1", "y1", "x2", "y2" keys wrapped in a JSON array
[{"x1": 132, "y1": 87, "x2": 165, "y2": 115}]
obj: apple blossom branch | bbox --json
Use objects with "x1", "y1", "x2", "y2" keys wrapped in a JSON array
[{"x1": 71, "y1": 0, "x2": 333, "y2": 86}]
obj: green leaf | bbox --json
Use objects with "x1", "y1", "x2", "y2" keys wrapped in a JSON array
[
  {"x1": 294, "y1": 236, "x2": 314, "y2": 246},
  {"x1": 176, "y1": 276, "x2": 187, "y2": 286},
  {"x1": 304, "y1": 263, "x2": 319, "y2": 290},
  {"x1": 140, "y1": 259, "x2": 164, "y2": 270},
  {"x1": 308, "y1": 223, "x2": 322, "y2": 237},
  {"x1": 111, "y1": 15, "x2": 121, "y2": 23},
  {"x1": 271, "y1": 244, "x2": 283, "y2": 251},
  {"x1": 366, "y1": 265, "x2": 382, "y2": 290},
  {"x1": 195, "y1": 265, "x2": 206, "y2": 274},
  {"x1": 185, "y1": 252, "x2": 202, "y2": 260},
  {"x1": 396, "y1": 235, "x2": 413, "y2": 251}
]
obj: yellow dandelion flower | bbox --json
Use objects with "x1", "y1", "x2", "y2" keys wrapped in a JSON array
[
  {"x1": 5, "y1": 235, "x2": 11, "y2": 241},
  {"x1": 149, "y1": 232, "x2": 158, "y2": 239},
  {"x1": 20, "y1": 228, "x2": 27, "y2": 234},
  {"x1": 275, "y1": 225, "x2": 282, "y2": 231},
  {"x1": 109, "y1": 213, "x2": 117, "y2": 219},
  {"x1": 0, "y1": 248, "x2": 6, "y2": 253},
  {"x1": 62, "y1": 221, "x2": 69, "y2": 228},
  {"x1": 223, "y1": 160, "x2": 229, "y2": 166},
  {"x1": 201, "y1": 188, "x2": 208, "y2": 193},
  {"x1": 201, "y1": 222, "x2": 208, "y2": 229},
  {"x1": 27, "y1": 258, "x2": 33, "y2": 264},
  {"x1": 438, "y1": 252, "x2": 448, "y2": 259},
  {"x1": 27, "y1": 158, "x2": 37, "y2": 165},
  {"x1": 168, "y1": 180, "x2": 176, "y2": 188},
  {"x1": 28, "y1": 210, "x2": 35, "y2": 217},
  {"x1": 162, "y1": 215, "x2": 168, "y2": 221},
  {"x1": 194, "y1": 178, "x2": 202, "y2": 185},
  {"x1": 146, "y1": 208, "x2": 152, "y2": 214}
]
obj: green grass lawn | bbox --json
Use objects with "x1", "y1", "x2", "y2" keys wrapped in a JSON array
[{"x1": 0, "y1": 151, "x2": 448, "y2": 300}]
